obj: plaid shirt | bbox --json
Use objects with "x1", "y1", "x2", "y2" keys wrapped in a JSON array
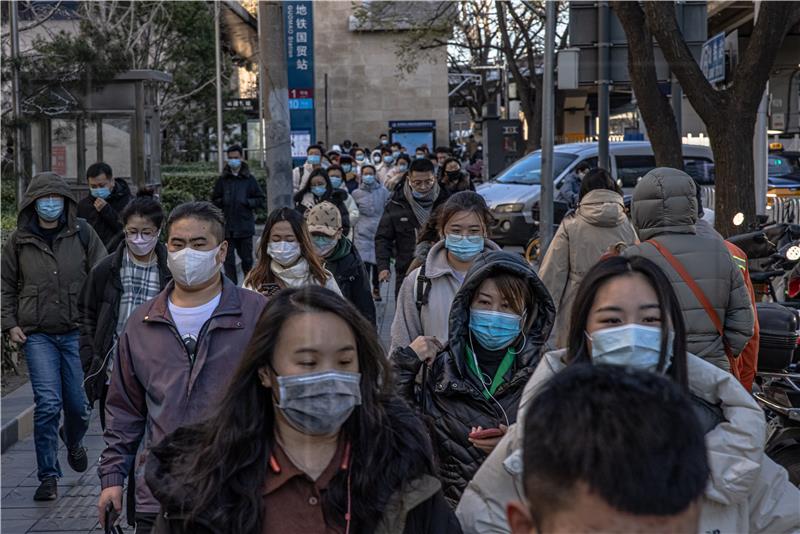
[{"x1": 116, "y1": 251, "x2": 161, "y2": 338}]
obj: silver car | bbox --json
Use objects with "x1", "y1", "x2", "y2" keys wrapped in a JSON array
[{"x1": 477, "y1": 141, "x2": 714, "y2": 246}]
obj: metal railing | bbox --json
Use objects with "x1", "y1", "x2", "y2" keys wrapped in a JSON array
[{"x1": 769, "y1": 196, "x2": 800, "y2": 224}]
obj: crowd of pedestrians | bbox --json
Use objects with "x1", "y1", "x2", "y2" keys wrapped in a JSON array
[{"x1": 2, "y1": 137, "x2": 799, "y2": 533}]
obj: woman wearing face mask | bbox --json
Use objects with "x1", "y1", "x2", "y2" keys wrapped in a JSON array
[
  {"x1": 351, "y1": 164, "x2": 390, "y2": 301},
  {"x1": 438, "y1": 157, "x2": 475, "y2": 194},
  {"x1": 339, "y1": 155, "x2": 359, "y2": 193},
  {"x1": 244, "y1": 208, "x2": 341, "y2": 296},
  {"x1": 325, "y1": 165, "x2": 360, "y2": 239},
  {"x1": 390, "y1": 191, "x2": 500, "y2": 356},
  {"x1": 539, "y1": 168, "x2": 637, "y2": 348},
  {"x1": 457, "y1": 255, "x2": 800, "y2": 534},
  {"x1": 393, "y1": 251, "x2": 555, "y2": 506},
  {"x1": 377, "y1": 147, "x2": 395, "y2": 185},
  {"x1": 294, "y1": 168, "x2": 351, "y2": 237},
  {"x1": 145, "y1": 287, "x2": 461, "y2": 533},
  {"x1": 385, "y1": 153, "x2": 411, "y2": 192},
  {"x1": 78, "y1": 188, "x2": 171, "y2": 429},
  {"x1": 307, "y1": 202, "x2": 375, "y2": 326},
  {"x1": 353, "y1": 148, "x2": 367, "y2": 174}
]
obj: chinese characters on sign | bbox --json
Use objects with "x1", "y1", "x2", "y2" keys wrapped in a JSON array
[
  {"x1": 700, "y1": 32, "x2": 726, "y2": 84},
  {"x1": 285, "y1": 1, "x2": 315, "y2": 163}
]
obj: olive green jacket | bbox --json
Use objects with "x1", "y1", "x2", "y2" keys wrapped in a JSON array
[{"x1": 1, "y1": 172, "x2": 107, "y2": 334}]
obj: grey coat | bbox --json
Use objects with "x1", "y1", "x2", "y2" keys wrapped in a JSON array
[
  {"x1": 622, "y1": 167, "x2": 754, "y2": 370},
  {"x1": 351, "y1": 181, "x2": 390, "y2": 264}
]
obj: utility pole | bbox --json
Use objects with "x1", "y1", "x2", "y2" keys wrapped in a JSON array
[
  {"x1": 11, "y1": 0, "x2": 25, "y2": 206},
  {"x1": 540, "y1": 0, "x2": 557, "y2": 256},
  {"x1": 214, "y1": 0, "x2": 224, "y2": 173},
  {"x1": 258, "y1": 1, "x2": 293, "y2": 211},
  {"x1": 597, "y1": 1, "x2": 610, "y2": 170}
]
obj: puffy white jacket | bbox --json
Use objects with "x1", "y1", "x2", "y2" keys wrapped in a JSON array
[{"x1": 456, "y1": 350, "x2": 800, "y2": 534}]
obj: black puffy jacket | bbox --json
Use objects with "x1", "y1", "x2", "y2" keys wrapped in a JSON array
[
  {"x1": 325, "y1": 238, "x2": 376, "y2": 326},
  {"x1": 393, "y1": 251, "x2": 555, "y2": 506},
  {"x1": 212, "y1": 163, "x2": 266, "y2": 238},
  {"x1": 374, "y1": 182, "x2": 449, "y2": 277},
  {"x1": 76, "y1": 178, "x2": 133, "y2": 250},
  {"x1": 77, "y1": 241, "x2": 171, "y2": 404}
]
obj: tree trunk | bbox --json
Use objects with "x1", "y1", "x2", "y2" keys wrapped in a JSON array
[
  {"x1": 643, "y1": 1, "x2": 800, "y2": 233},
  {"x1": 613, "y1": 1, "x2": 683, "y2": 168},
  {"x1": 708, "y1": 118, "x2": 756, "y2": 237}
]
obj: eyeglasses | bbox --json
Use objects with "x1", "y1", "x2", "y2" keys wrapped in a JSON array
[
  {"x1": 124, "y1": 228, "x2": 157, "y2": 238},
  {"x1": 409, "y1": 179, "x2": 435, "y2": 188}
]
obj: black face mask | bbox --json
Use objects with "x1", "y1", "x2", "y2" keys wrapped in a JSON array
[{"x1": 446, "y1": 170, "x2": 462, "y2": 181}]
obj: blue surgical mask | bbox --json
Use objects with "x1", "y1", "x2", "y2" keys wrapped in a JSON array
[
  {"x1": 469, "y1": 309, "x2": 523, "y2": 351},
  {"x1": 35, "y1": 197, "x2": 64, "y2": 221},
  {"x1": 589, "y1": 324, "x2": 673, "y2": 373},
  {"x1": 392, "y1": 151, "x2": 400, "y2": 159},
  {"x1": 398, "y1": 164, "x2": 408, "y2": 173},
  {"x1": 311, "y1": 185, "x2": 327, "y2": 197},
  {"x1": 228, "y1": 158, "x2": 241, "y2": 169},
  {"x1": 90, "y1": 187, "x2": 111, "y2": 199},
  {"x1": 411, "y1": 190, "x2": 426, "y2": 199},
  {"x1": 383, "y1": 155, "x2": 393, "y2": 164},
  {"x1": 362, "y1": 174, "x2": 376, "y2": 185},
  {"x1": 381, "y1": 139, "x2": 389, "y2": 145},
  {"x1": 330, "y1": 176, "x2": 343, "y2": 189},
  {"x1": 312, "y1": 234, "x2": 338, "y2": 256},
  {"x1": 307, "y1": 154, "x2": 321, "y2": 165},
  {"x1": 342, "y1": 164, "x2": 352, "y2": 173},
  {"x1": 321, "y1": 161, "x2": 331, "y2": 170},
  {"x1": 416, "y1": 154, "x2": 425, "y2": 160},
  {"x1": 445, "y1": 234, "x2": 485, "y2": 261},
  {"x1": 355, "y1": 154, "x2": 365, "y2": 162}
]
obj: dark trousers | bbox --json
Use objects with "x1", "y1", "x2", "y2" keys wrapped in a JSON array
[
  {"x1": 224, "y1": 235, "x2": 254, "y2": 285},
  {"x1": 365, "y1": 262, "x2": 379, "y2": 291},
  {"x1": 134, "y1": 512, "x2": 157, "y2": 534}
]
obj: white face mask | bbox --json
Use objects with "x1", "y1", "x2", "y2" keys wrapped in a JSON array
[
  {"x1": 167, "y1": 245, "x2": 222, "y2": 287},
  {"x1": 589, "y1": 324, "x2": 673, "y2": 373},
  {"x1": 268, "y1": 241, "x2": 301, "y2": 267}
]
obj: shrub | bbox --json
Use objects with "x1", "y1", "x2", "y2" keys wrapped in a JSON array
[{"x1": 159, "y1": 189, "x2": 196, "y2": 217}]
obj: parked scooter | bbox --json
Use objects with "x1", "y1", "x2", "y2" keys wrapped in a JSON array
[{"x1": 753, "y1": 300, "x2": 800, "y2": 486}]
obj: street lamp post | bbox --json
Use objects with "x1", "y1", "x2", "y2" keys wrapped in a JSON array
[
  {"x1": 540, "y1": 0, "x2": 557, "y2": 256},
  {"x1": 214, "y1": 0, "x2": 224, "y2": 174}
]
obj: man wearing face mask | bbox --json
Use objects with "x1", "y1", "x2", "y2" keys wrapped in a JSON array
[
  {"x1": 292, "y1": 144, "x2": 324, "y2": 193},
  {"x1": 339, "y1": 155, "x2": 359, "y2": 193},
  {"x1": 77, "y1": 162, "x2": 133, "y2": 250},
  {"x1": 2, "y1": 172, "x2": 107, "y2": 501},
  {"x1": 97, "y1": 202, "x2": 267, "y2": 533},
  {"x1": 212, "y1": 145, "x2": 266, "y2": 285},
  {"x1": 376, "y1": 158, "x2": 450, "y2": 297},
  {"x1": 307, "y1": 202, "x2": 376, "y2": 326}
]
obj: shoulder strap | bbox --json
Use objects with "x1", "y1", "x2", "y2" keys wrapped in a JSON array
[
  {"x1": 75, "y1": 217, "x2": 90, "y2": 254},
  {"x1": 415, "y1": 262, "x2": 432, "y2": 314},
  {"x1": 647, "y1": 239, "x2": 736, "y2": 366}
]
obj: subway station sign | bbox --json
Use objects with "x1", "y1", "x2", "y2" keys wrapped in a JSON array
[{"x1": 285, "y1": 1, "x2": 315, "y2": 162}]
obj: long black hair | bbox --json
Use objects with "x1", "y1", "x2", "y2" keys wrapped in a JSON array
[
  {"x1": 155, "y1": 287, "x2": 436, "y2": 532},
  {"x1": 121, "y1": 187, "x2": 164, "y2": 228},
  {"x1": 566, "y1": 255, "x2": 689, "y2": 389}
]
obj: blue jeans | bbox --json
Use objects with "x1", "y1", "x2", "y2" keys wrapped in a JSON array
[{"x1": 25, "y1": 330, "x2": 91, "y2": 481}]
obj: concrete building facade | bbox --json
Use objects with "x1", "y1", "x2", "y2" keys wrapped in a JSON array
[{"x1": 312, "y1": 2, "x2": 449, "y2": 148}]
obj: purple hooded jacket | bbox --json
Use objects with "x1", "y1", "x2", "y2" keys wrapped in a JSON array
[{"x1": 98, "y1": 277, "x2": 267, "y2": 513}]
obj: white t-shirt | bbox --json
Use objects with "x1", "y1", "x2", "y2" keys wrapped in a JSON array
[{"x1": 168, "y1": 293, "x2": 222, "y2": 352}]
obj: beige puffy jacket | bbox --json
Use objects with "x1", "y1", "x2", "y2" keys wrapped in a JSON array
[
  {"x1": 456, "y1": 350, "x2": 800, "y2": 534},
  {"x1": 539, "y1": 189, "x2": 638, "y2": 347}
]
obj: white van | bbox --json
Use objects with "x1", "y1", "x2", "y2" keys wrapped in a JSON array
[{"x1": 477, "y1": 141, "x2": 714, "y2": 246}]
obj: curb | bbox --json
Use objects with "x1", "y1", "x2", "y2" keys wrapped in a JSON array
[{"x1": 1, "y1": 384, "x2": 35, "y2": 453}]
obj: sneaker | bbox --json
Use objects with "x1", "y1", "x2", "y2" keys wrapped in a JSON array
[
  {"x1": 372, "y1": 288, "x2": 382, "y2": 302},
  {"x1": 59, "y1": 426, "x2": 88, "y2": 473},
  {"x1": 33, "y1": 477, "x2": 57, "y2": 501}
]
